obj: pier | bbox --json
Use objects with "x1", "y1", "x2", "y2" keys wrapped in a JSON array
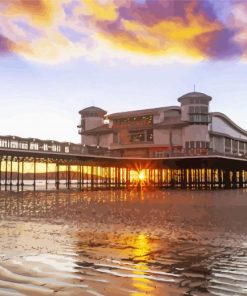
[
  {"x1": 1, "y1": 92, "x2": 246, "y2": 191},
  {"x1": 0, "y1": 136, "x2": 247, "y2": 190}
]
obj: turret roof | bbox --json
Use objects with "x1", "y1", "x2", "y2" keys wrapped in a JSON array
[
  {"x1": 79, "y1": 106, "x2": 107, "y2": 115},
  {"x1": 178, "y1": 92, "x2": 212, "y2": 102}
]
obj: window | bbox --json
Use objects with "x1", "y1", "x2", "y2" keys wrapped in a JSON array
[
  {"x1": 19, "y1": 143, "x2": 28, "y2": 149},
  {"x1": 189, "y1": 114, "x2": 210, "y2": 124},
  {"x1": 232, "y1": 140, "x2": 238, "y2": 153},
  {"x1": 65, "y1": 146, "x2": 70, "y2": 153},
  {"x1": 202, "y1": 115, "x2": 209, "y2": 122},
  {"x1": 239, "y1": 142, "x2": 244, "y2": 153},
  {"x1": 147, "y1": 130, "x2": 153, "y2": 141},
  {"x1": 0, "y1": 140, "x2": 8, "y2": 147},
  {"x1": 129, "y1": 129, "x2": 153, "y2": 143},
  {"x1": 189, "y1": 106, "x2": 210, "y2": 124},
  {"x1": 30, "y1": 142, "x2": 38, "y2": 150},
  {"x1": 225, "y1": 138, "x2": 231, "y2": 147},
  {"x1": 52, "y1": 145, "x2": 61, "y2": 152},
  {"x1": 188, "y1": 106, "x2": 208, "y2": 114},
  {"x1": 130, "y1": 131, "x2": 145, "y2": 143},
  {"x1": 43, "y1": 144, "x2": 48, "y2": 151},
  {"x1": 84, "y1": 112, "x2": 99, "y2": 117},
  {"x1": 10, "y1": 141, "x2": 18, "y2": 148},
  {"x1": 186, "y1": 141, "x2": 209, "y2": 150},
  {"x1": 113, "y1": 115, "x2": 153, "y2": 128},
  {"x1": 194, "y1": 115, "x2": 201, "y2": 122}
]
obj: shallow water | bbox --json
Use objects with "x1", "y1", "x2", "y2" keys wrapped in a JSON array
[{"x1": 1, "y1": 189, "x2": 247, "y2": 295}]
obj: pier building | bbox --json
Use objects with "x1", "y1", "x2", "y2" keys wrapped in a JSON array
[
  {"x1": 78, "y1": 92, "x2": 247, "y2": 158},
  {"x1": 0, "y1": 91, "x2": 247, "y2": 191}
]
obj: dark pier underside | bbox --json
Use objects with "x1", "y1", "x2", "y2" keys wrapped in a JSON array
[{"x1": 0, "y1": 148, "x2": 247, "y2": 190}]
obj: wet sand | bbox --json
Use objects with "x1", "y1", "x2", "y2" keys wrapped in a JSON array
[{"x1": 1, "y1": 189, "x2": 247, "y2": 295}]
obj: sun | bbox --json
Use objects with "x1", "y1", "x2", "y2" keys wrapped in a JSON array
[{"x1": 138, "y1": 171, "x2": 145, "y2": 181}]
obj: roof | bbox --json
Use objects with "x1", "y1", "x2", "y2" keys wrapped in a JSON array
[
  {"x1": 177, "y1": 92, "x2": 212, "y2": 102},
  {"x1": 211, "y1": 112, "x2": 247, "y2": 136},
  {"x1": 108, "y1": 106, "x2": 180, "y2": 119},
  {"x1": 79, "y1": 106, "x2": 107, "y2": 115},
  {"x1": 154, "y1": 118, "x2": 189, "y2": 128}
]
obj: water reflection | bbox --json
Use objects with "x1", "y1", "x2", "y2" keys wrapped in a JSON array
[
  {"x1": 1, "y1": 190, "x2": 247, "y2": 295},
  {"x1": 131, "y1": 234, "x2": 154, "y2": 296}
]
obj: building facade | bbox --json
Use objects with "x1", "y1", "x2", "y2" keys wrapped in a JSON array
[{"x1": 77, "y1": 92, "x2": 247, "y2": 157}]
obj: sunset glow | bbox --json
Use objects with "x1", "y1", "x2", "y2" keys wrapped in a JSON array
[
  {"x1": 138, "y1": 171, "x2": 145, "y2": 182},
  {"x1": 0, "y1": 1, "x2": 247, "y2": 143},
  {"x1": 0, "y1": 0, "x2": 246, "y2": 64},
  {"x1": 0, "y1": 2, "x2": 247, "y2": 296}
]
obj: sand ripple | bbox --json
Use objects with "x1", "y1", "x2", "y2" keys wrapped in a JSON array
[{"x1": 1, "y1": 189, "x2": 247, "y2": 295}]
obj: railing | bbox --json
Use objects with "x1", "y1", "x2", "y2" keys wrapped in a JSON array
[
  {"x1": 1, "y1": 135, "x2": 247, "y2": 160},
  {"x1": 161, "y1": 150, "x2": 247, "y2": 161},
  {"x1": 0, "y1": 135, "x2": 121, "y2": 157}
]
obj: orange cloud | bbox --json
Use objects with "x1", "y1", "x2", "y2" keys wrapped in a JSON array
[
  {"x1": 0, "y1": 0, "x2": 245, "y2": 64},
  {"x1": 0, "y1": 0, "x2": 79, "y2": 63},
  {"x1": 80, "y1": 0, "x2": 118, "y2": 22},
  {"x1": 95, "y1": 1, "x2": 222, "y2": 61},
  {"x1": 2, "y1": 0, "x2": 63, "y2": 27},
  {"x1": 108, "y1": 15, "x2": 219, "y2": 59}
]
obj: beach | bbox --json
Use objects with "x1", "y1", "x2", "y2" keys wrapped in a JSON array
[{"x1": 1, "y1": 189, "x2": 247, "y2": 295}]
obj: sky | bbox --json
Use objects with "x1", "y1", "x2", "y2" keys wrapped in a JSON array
[{"x1": 0, "y1": 0, "x2": 247, "y2": 143}]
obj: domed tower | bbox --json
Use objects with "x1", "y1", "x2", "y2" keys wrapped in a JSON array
[
  {"x1": 177, "y1": 92, "x2": 212, "y2": 152},
  {"x1": 78, "y1": 106, "x2": 107, "y2": 145},
  {"x1": 178, "y1": 92, "x2": 211, "y2": 123}
]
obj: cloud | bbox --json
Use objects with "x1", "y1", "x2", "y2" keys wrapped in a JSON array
[
  {"x1": 0, "y1": 34, "x2": 15, "y2": 54},
  {"x1": 2, "y1": 0, "x2": 63, "y2": 26},
  {"x1": 230, "y1": 1, "x2": 247, "y2": 60},
  {"x1": 95, "y1": 1, "x2": 221, "y2": 60},
  {"x1": 0, "y1": 0, "x2": 246, "y2": 64}
]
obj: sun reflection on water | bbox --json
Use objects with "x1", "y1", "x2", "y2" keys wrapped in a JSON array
[{"x1": 131, "y1": 233, "x2": 154, "y2": 296}]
